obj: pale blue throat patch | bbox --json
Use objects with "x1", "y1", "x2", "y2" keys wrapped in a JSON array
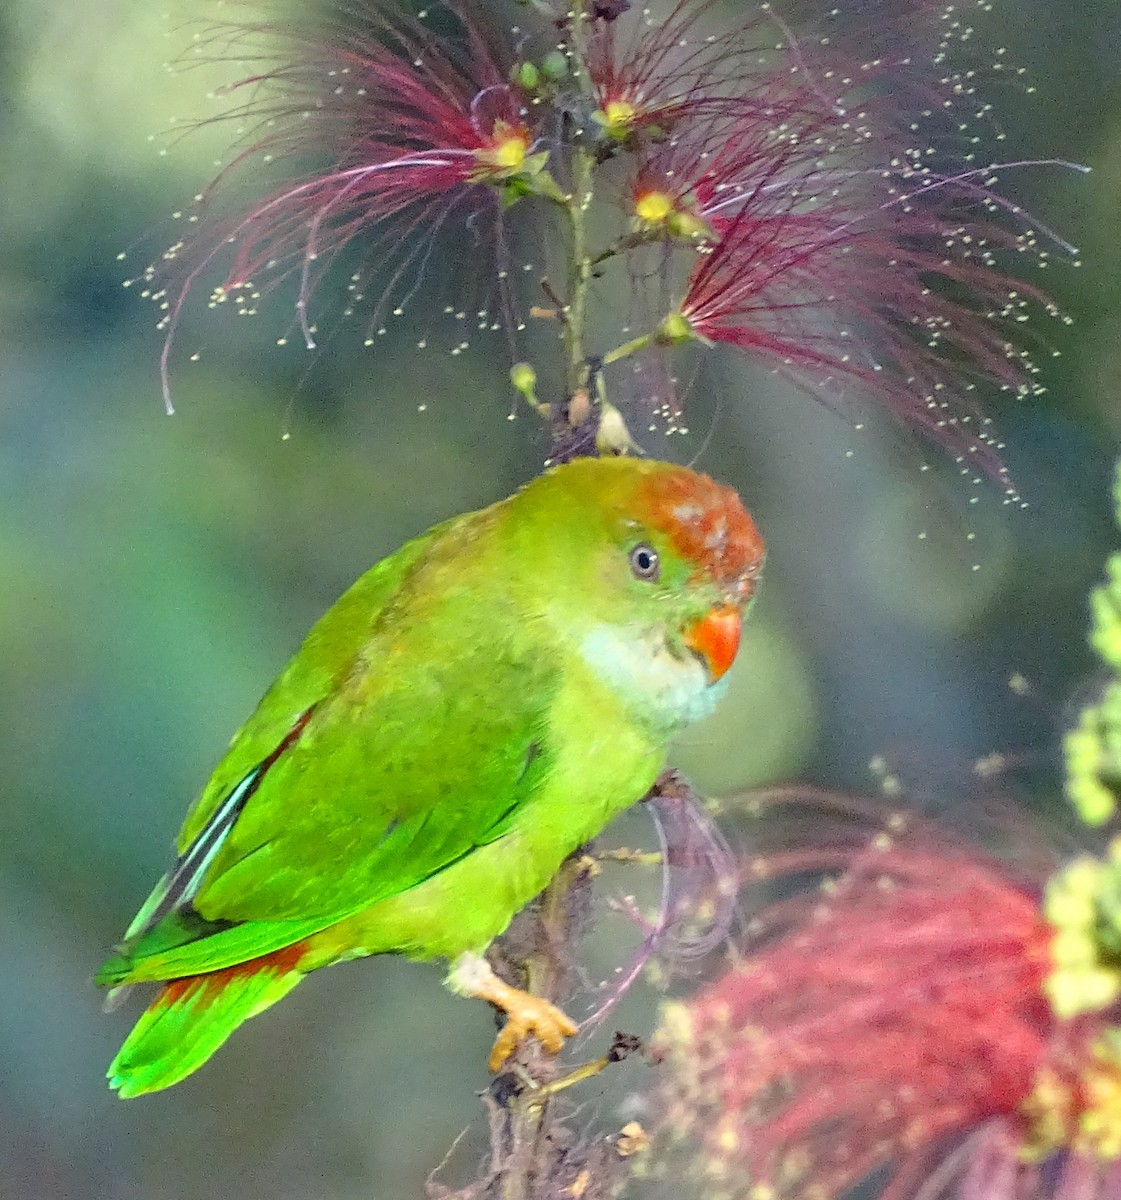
[{"x1": 579, "y1": 623, "x2": 727, "y2": 734}]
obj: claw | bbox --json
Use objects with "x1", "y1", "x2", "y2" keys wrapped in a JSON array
[
  {"x1": 446, "y1": 951, "x2": 579, "y2": 1071},
  {"x1": 487, "y1": 991, "x2": 579, "y2": 1072}
]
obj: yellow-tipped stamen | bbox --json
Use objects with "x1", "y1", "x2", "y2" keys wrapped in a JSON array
[
  {"x1": 594, "y1": 98, "x2": 641, "y2": 137},
  {"x1": 635, "y1": 190, "x2": 675, "y2": 226},
  {"x1": 475, "y1": 121, "x2": 531, "y2": 176}
]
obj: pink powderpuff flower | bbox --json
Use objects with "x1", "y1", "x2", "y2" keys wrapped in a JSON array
[
  {"x1": 620, "y1": 10, "x2": 1081, "y2": 496},
  {"x1": 574, "y1": 0, "x2": 775, "y2": 141},
  {"x1": 139, "y1": 1, "x2": 551, "y2": 411},
  {"x1": 652, "y1": 787, "x2": 1121, "y2": 1200}
]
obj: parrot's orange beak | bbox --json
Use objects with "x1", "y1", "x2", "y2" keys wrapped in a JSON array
[{"x1": 683, "y1": 603, "x2": 742, "y2": 682}]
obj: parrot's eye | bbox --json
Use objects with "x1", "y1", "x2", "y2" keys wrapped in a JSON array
[{"x1": 629, "y1": 543, "x2": 660, "y2": 582}]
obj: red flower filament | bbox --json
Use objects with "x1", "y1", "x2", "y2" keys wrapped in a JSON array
[
  {"x1": 578, "y1": 0, "x2": 773, "y2": 140},
  {"x1": 136, "y1": 0, "x2": 1079, "y2": 481},
  {"x1": 655, "y1": 792, "x2": 1121, "y2": 1200},
  {"x1": 139, "y1": 4, "x2": 541, "y2": 411},
  {"x1": 619, "y1": 17, "x2": 1081, "y2": 496}
]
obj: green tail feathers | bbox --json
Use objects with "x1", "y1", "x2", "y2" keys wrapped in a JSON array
[{"x1": 108, "y1": 951, "x2": 304, "y2": 1098}]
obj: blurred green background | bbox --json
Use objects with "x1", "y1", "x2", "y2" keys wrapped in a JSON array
[{"x1": 1, "y1": 0, "x2": 1118, "y2": 1196}]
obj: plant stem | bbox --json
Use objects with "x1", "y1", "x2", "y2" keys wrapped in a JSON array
[
  {"x1": 562, "y1": 147, "x2": 595, "y2": 400},
  {"x1": 601, "y1": 332, "x2": 656, "y2": 366},
  {"x1": 449, "y1": 775, "x2": 699, "y2": 1199},
  {"x1": 497, "y1": 855, "x2": 586, "y2": 1200}
]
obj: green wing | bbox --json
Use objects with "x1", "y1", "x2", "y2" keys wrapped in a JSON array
[{"x1": 101, "y1": 511, "x2": 558, "y2": 984}]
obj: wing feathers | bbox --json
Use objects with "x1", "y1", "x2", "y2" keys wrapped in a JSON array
[
  {"x1": 105, "y1": 533, "x2": 560, "y2": 979},
  {"x1": 123, "y1": 707, "x2": 318, "y2": 947},
  {"x1": 151, "y1": 765, "x2": 262, "y2": 924}
]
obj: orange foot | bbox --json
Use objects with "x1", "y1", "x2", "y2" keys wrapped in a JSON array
[{"x1": 447, "y1": 952, "x2": 579, "y2": 1071}]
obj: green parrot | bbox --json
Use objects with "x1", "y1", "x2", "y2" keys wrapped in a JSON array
[{"x1": 96, "y1": 455, "x2": 764, "y2": 1097}]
